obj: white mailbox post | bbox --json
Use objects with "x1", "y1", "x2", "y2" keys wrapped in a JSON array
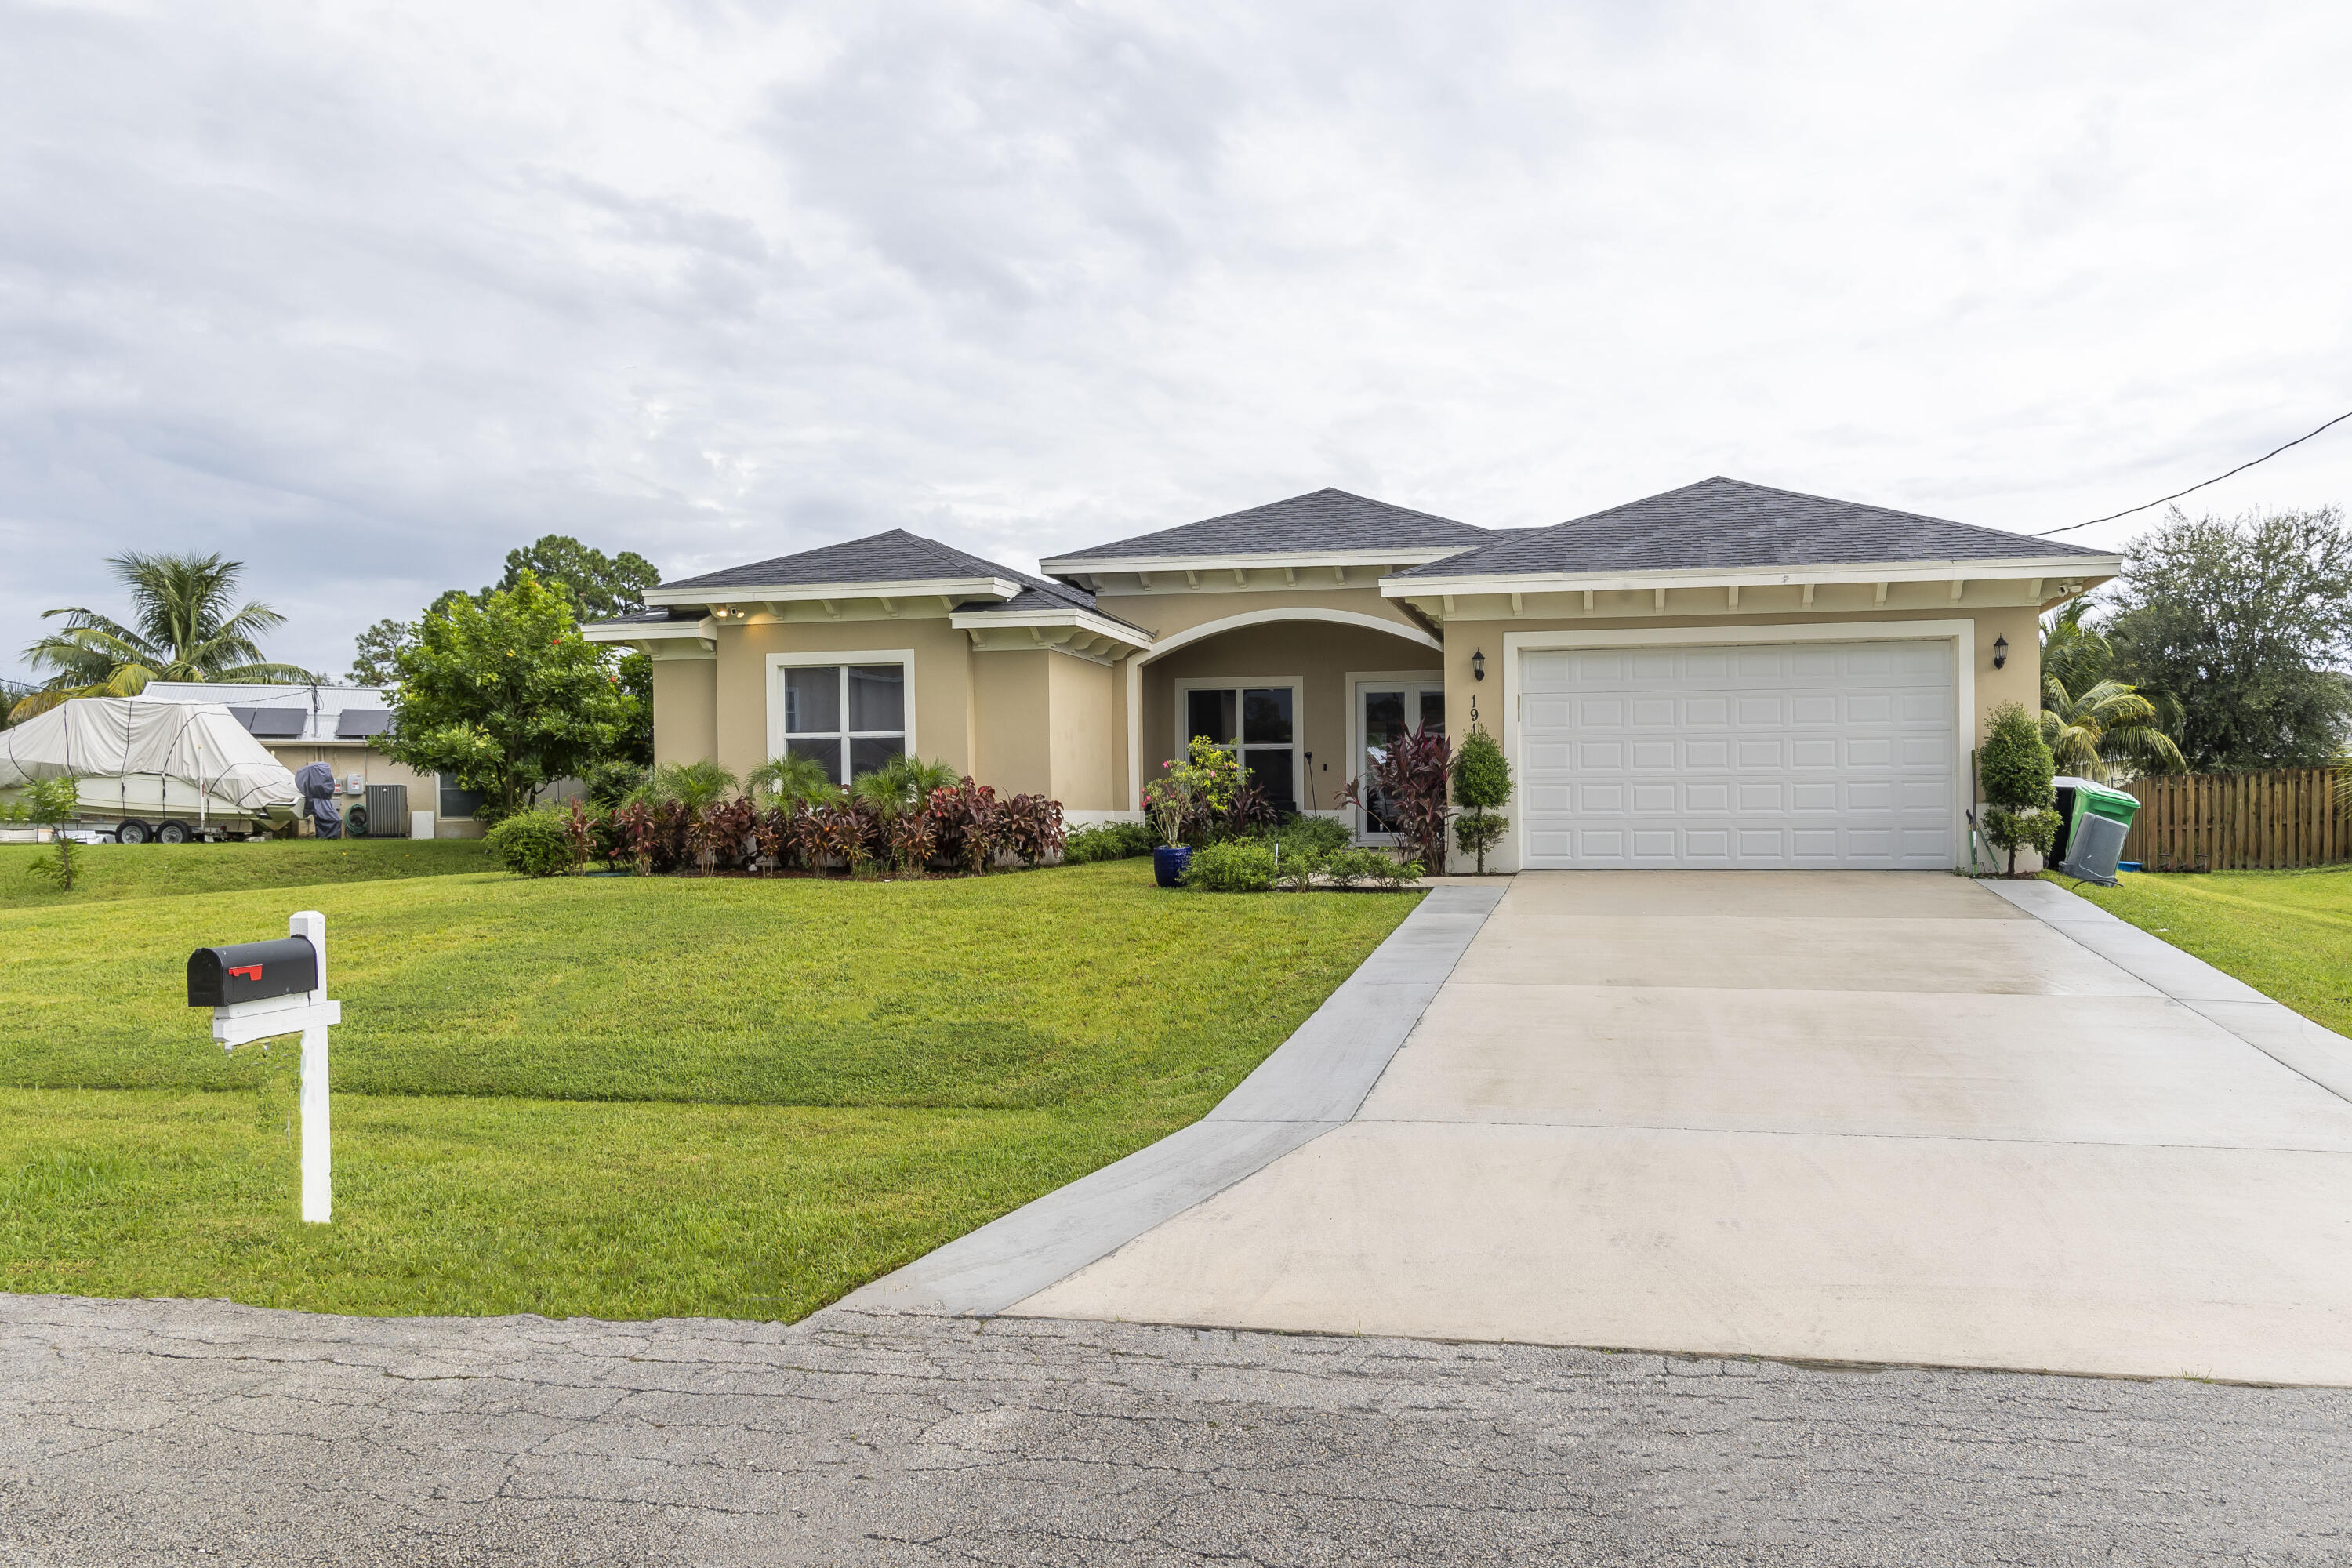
[{"x1": 187, "y1": 910, "x2": 343, "y2": 1223}]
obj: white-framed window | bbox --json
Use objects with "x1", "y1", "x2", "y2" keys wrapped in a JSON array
[
  {"x1": 1173, "y1": 676, "x2": 1302, "y2": 812},
  {"x1": 764, "y1": 650, "x2": 916, "y2": 784}
]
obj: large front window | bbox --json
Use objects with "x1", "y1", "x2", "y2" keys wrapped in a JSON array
[
  {"x1": 784, "y1": 664, "x2": 906, "y2": 782},
  {"x1": 1181, "y1": 683, "x2": 1298, "y2": 811}
]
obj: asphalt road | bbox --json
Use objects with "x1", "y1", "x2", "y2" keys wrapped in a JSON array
[{"x1": 3, "y1": 1294, "x2": 2346, "y2": 1565}]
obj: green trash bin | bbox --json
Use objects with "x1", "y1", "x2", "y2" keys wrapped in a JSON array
[{"x1": 2051, "y1": 775, "x2": 2139, "y2": 885}]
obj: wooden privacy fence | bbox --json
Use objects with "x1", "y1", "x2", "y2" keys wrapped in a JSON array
[{"x1": 2121, "y1": 768, "x2": 2348, "y2": 871}]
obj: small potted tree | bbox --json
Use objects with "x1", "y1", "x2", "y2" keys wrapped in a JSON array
[
  {"x1": 1980, "y1": 700, "x2": 2058, "y2": 876},
  {"x1": 1142, "y1": 738, "x2": 1241, "y2": 887},
  {"x1": 1451, "y1": 728, "x2": 1512, "y2": 874}
]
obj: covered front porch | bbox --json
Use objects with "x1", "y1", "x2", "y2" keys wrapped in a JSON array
[{"x1": 1126, "y1": 608, "x2": 1449, "y2": 840}]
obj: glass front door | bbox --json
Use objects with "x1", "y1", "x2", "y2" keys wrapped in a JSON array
[{"x1": 1358, "y1": 682, "x2": 1444, "y2": 838}]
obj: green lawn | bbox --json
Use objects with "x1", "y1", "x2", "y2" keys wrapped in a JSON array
[
  {"x1": 0, "y1": 852, "x2": 1417, "y2": 1321},
  {"x1": 0, "y1": 837, "x2": 492, "y2": 910},
  {"x1": 2058, "y1": 866, "x2": 2352, "y2": 1036}
]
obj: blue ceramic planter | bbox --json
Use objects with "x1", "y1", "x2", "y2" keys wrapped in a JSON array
[{"x1": 1152, "y1": 844, "x2": 1192, "y2": 888}]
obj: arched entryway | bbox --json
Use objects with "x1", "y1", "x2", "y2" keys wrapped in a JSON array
[{"x1": 1126, "y1": 608, "x2": 1444, "y2": 835}]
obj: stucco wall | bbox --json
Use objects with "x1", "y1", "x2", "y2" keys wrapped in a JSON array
[
  {"x1": 708, "y1": 617, "x2": 977, "y2": 783},
  {"x1": 649, "y1": 658, "x2": 719, "y2": 767},
  {"x1": 972, "y1": 651, "x2": 1051, "y2": 797},
  {"x1": 1433, "y1": 601, "x2": 2049, "y2": 872},
  {"x1": 1047, "y1": 654, "x2": 1119, "y2": 811}
]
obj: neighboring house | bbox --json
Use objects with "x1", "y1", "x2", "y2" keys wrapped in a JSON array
[
  {"x1": 136, "y1": 682, "x2": 481, "y2": 838},
  {"x1": 585, "y1": 477, "x2": 2120, "y2": 872}
]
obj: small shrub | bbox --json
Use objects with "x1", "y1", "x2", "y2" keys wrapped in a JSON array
[
  {"x1": 1272, "y1": 844, "x2": 1326, "y2": 891},
  {"x1": 1063, "y1": 822, "x2": 1153, "y2": 864},
  {"x1": 1342, "y1": 724, "x2": 1452, "y2": 872},
  {"x1": 21, "y1": 778, "x2": 83, "y2": 891},
  {"x1": 1980, "y1": 701, "x2": 2056, "y2": 811},
  {"x1": 1324, "y1": 847, "x2": 1420, "y2": 889},
  {"x1": 927, "y1": 779, "x2": 1001, "y2": 873},
  {"x1": 1454, "y1": 812, "x2": 1508, "y2": 869},
  {"x1": 583, "y1": 760, "x2": 647, "y2": 808},
  {"x1": 1270, "y1": 815, "x2": 1351, "y2": 857},
  {"x1": 1185, "y1": 838, "x2": 1276, "y2": 891},
  {"x1": 1984, "y1": 804, "x2": 2059, "y2": 877},
  {"x1": 487, "y1": 808, "x2": 583, "y2": 877}
]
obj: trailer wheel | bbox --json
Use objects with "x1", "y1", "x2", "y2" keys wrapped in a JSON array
[
  {"x1": 116, "y1": 820, "x2": 153, "y2": 845},
  {"x1": 156, "y1": 821, "x2": 191, "y2": 845}
]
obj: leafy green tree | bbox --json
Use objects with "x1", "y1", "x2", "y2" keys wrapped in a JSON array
[
  {"x1": 2108, "y1": 506, "x2": 2352, "y2": 768},
  {"x1": 348, "y1": 618, "x2": 412, "y2": 686},
  {"x1": 491, "y1": 535, "x2": 661, "y2": 622},
  {"x1": 15, "y1": 552, "x2": 310, "y2": 720},
  {"x1": 376, "y1": 571, "x2": 637, "y2": 819},
  {"x1": 615, "y1": 650, "x2": 653, "y2": 765},
  {"x1": 1450, "y1": 727, "x2": 1512, "y2": 873}
]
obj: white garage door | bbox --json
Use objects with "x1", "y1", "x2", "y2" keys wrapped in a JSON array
[{"x1": 1520, "y1": 640, "x2": 1955, "y2": 869}]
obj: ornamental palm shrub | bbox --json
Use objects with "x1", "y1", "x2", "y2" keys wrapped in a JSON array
[
  {"x1": 1980, "y1": 699, "x2": 2057, "y2": 876},
  {"x1": 747, "y1": 753, "x2": 838, "y2": 808},
  {"x1": 1450, "y1": 728, "x2": 1512, "y2": 873},
  {"x1": 851, "y1": 753, "x2": 958, "y2": 822}
]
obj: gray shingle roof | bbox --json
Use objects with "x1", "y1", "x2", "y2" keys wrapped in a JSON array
[
  {"x1": 1050, "y1": 488, "x2": 1490, "y2": 563},
  {"x1": 636, "y1": 528, "x2": 1149, "y2": 638},
  {"x1": 663, "y1": 528, "x2": 1026, "y2": 591},
  {"x1": 1393, "y1": 477, "x2": 2111, "y2": 579}
]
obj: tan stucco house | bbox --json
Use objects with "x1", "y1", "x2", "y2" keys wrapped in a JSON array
[{"x1": 585, "y1": 477, "x2": 2119, "y2": 873}]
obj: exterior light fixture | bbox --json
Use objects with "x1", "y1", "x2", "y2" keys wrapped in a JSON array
[
  {"x1": 1472, "y1": 649, "x2": 1486, "y2": 681},
  {"x1": 1992, "y1": 635, "x2": 2009, "y2": 670}
]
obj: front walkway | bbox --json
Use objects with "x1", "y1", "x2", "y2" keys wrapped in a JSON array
[{"x1": 1008, "y1": 872, "x2": 2352, "y2": 1385}]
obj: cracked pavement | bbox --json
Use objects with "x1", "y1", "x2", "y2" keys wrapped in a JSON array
[{"x1": 4, "y1": 1294, "x2": 2347, "y2": 1564}]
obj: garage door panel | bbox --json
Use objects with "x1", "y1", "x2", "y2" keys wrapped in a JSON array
[{"x1": 1522, "y1": 638, "x2": 1955, "y2": 869}]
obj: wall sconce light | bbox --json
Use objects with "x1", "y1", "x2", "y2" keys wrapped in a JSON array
[
  {"x1": 1992, "y1": 635, "x2": 2009, "y2": 670},
  {"x1": 1472, "y1": 649, "x2": 1486, "y2": 681}
]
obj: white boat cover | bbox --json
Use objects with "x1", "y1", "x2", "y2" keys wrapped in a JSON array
[{"x1": 0, "y1": 697, "x2": 299, "y2": 821}]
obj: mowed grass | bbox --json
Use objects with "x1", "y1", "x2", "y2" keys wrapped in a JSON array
[
  {"x1": 0, "y1": 856, "x2": 1417, "y2": 1320},
  {"x1": 2059, "y1": 866, "x2": 2352, "y2": 1036},
  {"x1": 0, "y1": 837, "x2": 491, "y2": 909}
]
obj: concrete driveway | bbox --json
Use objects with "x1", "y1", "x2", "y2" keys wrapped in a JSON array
[{"x1": 1009, "y1": 872, "x2": 2352, "y2": 1385}]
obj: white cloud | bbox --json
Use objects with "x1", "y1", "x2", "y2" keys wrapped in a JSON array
[{"x1": 3, "y1": 0, "x2": 2348, "y2": 680}]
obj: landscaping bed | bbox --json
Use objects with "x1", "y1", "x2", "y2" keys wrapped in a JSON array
[
  {"x1": 0, "y1": 856, "x2": 1418, "y2": 1320},
  {"x1": 2053, "y1": 866, "x2": 2352, "y2": 1036}
]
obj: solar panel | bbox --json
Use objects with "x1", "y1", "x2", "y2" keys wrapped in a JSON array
[
  {"x1": 335, "y1": 709, "x2": 390, "y2": 739},
  {"x1": 241, "y1": 708, "x2": 308, "y2": 739}
]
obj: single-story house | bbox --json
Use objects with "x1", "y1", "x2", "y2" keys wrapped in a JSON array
[
  {"x1": 137, "y1": 682, "x2": 480, "y2": 837},
  {"x1": 585, "y1": 477, "x2": 2118, "y2": 872}
]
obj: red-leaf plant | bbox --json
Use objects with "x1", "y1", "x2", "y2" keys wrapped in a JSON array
[
  {"x1": 992, "y1": 792, "x2": 1066, "y2": 868},
  {"x1": 926, "y1": 779, "x2": 1001, "y2": 873},
  {"x1": 1341, "y1": 723, "x2": 1451, "y2": 872}
]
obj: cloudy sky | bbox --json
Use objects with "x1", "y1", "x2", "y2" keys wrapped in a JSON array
[{"x1": 3, "y1": 0, "x2": 2348, "y2": 682}]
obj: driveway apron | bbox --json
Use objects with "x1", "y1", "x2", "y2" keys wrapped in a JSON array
[{"x1": 1009, "y1": 872, "x2": 2352, "y2": 1386}]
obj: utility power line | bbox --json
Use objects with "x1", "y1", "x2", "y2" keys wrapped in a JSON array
[{"x1": 2031, "y1": 408, "x2": 2352, "y2": 537}]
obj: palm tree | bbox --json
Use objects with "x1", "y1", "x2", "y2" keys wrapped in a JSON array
[
  {"x1": 848, "y1": 753, "x2": 959, "y2": 822},
  {"x1": 746, "y1": 753, "x2": 840, "y2": 808},
  {"x1": 635, "y1": 760, "x2": 739, "y2": 811},
  {"x1": 2039, "y1": 596, "x2": 2114, "y2": 695},
  {"x1": 2041, "y1": 674, "x2": 2186, "y2": 782},
  {"x1": 15, "y1": 552, "x2": 311, "y2": 720}
]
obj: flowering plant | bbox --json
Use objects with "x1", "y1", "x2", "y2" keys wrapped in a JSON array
[{"x1": 1140, "y1": 736, "x2": 1243, "y2": 847}]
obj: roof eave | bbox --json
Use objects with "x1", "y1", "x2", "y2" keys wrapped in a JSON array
[
  {"x1": 644, "y1": 576, "x2": 1020, "y2": 608},
  {"x1": 1044, "y1": 546, "x2": 1472, "y2": 578},
  {"x1": 1382, "y1": 554, "x2": 2124, "y2": 597}
]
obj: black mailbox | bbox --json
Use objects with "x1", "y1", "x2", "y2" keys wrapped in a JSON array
[{"x1": 187, "y1": 936, "x2": 318, "y2": 1007}]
